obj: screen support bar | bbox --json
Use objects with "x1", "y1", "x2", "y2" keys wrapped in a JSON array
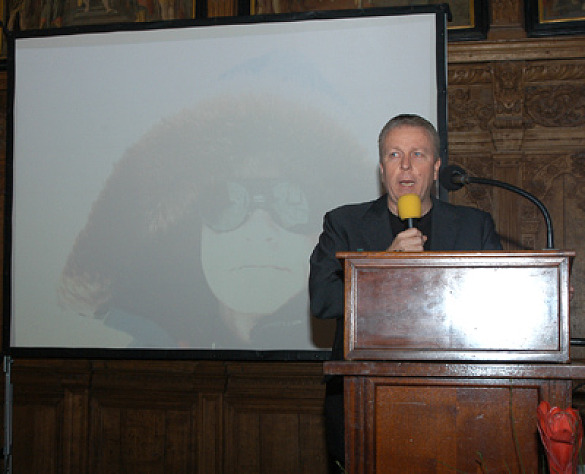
[{"x1": 3, "y1": 356, "x2": 12, "y2": 474}]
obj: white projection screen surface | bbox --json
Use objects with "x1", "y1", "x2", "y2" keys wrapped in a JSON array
[{"x1": 7, "y1": 8, "x2": 448, "y2": 358}]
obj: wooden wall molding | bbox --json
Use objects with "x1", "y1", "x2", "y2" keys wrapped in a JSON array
[{"x1": 448, "y1": 37, "x2": 585, "y2": 63}]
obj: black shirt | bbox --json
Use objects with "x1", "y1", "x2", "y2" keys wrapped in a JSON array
[{"x1": 389, "y1": 205, "x2": 433, "y2": 250}]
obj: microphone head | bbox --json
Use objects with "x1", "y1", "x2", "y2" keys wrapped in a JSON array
[
  {"x1": 397, "y1": 193, "x2": 422, "y2": 220},
  {"x1": 439, "y1": 164, "x2": 468, "y2": 191}
]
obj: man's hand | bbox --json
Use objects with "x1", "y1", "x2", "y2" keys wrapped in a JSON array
[{"x1": 386, "y1": 228, "x2": 427, "y2": 252}]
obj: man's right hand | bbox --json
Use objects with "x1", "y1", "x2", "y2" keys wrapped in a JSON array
[{"x1": 386, "y1": 227, "x2": 427, "y2": 252}]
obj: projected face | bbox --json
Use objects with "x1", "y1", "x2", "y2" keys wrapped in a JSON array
[
  {"x1": 200, "y1": 179, "x2": 316, "y2": 326},
  {"x1": 57, "y1": 91, "x2": 369, "y2": 350}
]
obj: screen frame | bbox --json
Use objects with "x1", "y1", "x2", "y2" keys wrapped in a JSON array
[{"x1": 3, "y1": 5, "x2": 449, "y2": 361}]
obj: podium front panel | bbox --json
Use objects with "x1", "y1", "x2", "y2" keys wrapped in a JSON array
[
  {"x1": 339, "y1": 251, "x2": 573, "y2": 363},
  {"x1": 323, "y1": 361, "x2": 585, "y2": 474}
]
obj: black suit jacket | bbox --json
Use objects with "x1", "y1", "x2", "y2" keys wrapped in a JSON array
[{"x1": 309, "y1": 194, "x2": 503, "y2": 359}]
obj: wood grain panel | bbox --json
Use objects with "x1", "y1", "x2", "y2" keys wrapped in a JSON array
[
  {"x1": 87, "y1": 360, "x2": 225, "y2": 474},
  {"x1": 327, "y1": 363, "x2": 584, "y2": 474},
  {"x1": 341, "y1": 251, "x2": 572, "y2": 362},
  {"x1": 13, "y1": 402, "x2": 64, "y2": 473},
  {"x1": 6, "y1": 360, "x2": 327, "y2": 473},
  {"x1": 224, "y1": 362, "x2": 327, "y2": 474},
  {"x1": 373, "y1": 383, "x2": 539, "y2": 474}
]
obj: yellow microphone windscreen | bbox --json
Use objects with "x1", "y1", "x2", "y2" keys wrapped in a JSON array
[{"x1": 397, "y1": 194, "x2": 422, "y2": 220}]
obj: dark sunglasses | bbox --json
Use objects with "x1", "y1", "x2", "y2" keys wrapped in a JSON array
[{"x1": 201, "y1": 180, "x2": 314, "y2": 233}]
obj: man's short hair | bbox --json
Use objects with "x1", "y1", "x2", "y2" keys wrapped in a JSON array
[{"x1": 378, "y1": 114, "x2": 441, "y2": 162}]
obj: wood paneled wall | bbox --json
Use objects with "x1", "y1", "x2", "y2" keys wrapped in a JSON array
[
  {"x1": 2, "y1": 0, "x2": 585, "y2": 471},
  {"x1": 9, "y1": 360, "x2": 327, "y2": 473}
]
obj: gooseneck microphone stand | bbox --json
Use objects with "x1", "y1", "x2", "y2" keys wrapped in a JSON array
[{"x1": 439, "y1": 164, "x2": 554, "y2": 250}]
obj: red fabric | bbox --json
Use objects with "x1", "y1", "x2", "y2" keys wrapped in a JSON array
[{"x1": 537, "y1": 401, "x2": 583, "y2": 474}]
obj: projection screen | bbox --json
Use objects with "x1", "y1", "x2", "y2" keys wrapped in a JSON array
[{"x1": 5, "y1": 6, "x2": 448, "y2": 358}]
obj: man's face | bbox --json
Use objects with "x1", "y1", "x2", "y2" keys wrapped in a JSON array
[{"x1": 379, "y1": 125, "x2": 441, "y2": 216}]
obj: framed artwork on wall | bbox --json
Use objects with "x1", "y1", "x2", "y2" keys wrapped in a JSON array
[
  {"x1": 3, "y1": 0, "x2": 196, "y2": 31},
  {"x1": 249, "y1": 0, "x2": 489, "y2": 40},
  {"x1": 526, "y1": 0, "x2": 585, "y2": 36}
]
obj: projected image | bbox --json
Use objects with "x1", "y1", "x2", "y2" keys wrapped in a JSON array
[
  {"x1": 9, "y1": 11, "x2": 442, "y2": 353},
  {"x1": 58, "y1": 94, "x2": 369, "y2": 349}
]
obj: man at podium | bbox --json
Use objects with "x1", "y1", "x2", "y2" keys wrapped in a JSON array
[{"x1": 309, "y1": 113, "x2": 502, "y2": 472}]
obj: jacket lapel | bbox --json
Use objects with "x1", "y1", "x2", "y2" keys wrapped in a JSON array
[
  {"x1": 430, "y1": 198, "x2": 460, "y2": 251},
  {"x1": 360, "y1": 195, "x2": 394, "y2": 251}
]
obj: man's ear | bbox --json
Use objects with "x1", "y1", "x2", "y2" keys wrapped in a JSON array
[{"x1": 433, "y1": 158, "x2": 442, "y2": 180}]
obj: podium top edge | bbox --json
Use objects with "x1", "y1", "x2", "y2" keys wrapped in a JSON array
[{"x1": 335, "y1": 250, "x2": 577, "y2": 259}]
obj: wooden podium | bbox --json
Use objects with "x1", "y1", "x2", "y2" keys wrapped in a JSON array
[{"x1": 323, "y1": 251, "x2": 585, "y2": 473}]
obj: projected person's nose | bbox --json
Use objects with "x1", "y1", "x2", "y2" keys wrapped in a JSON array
[{"x1": 239, "y1": 209, "x2": 283, "y2": 241}]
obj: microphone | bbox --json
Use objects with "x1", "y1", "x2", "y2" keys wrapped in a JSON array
[
  {"x1": 397, "y1": 193, "x2": 421, "y2": 228},
  {"x1": 438, "y1": 164, "x2": 468, "y2": 191},
  {"x1": 439, "y1": 164, "x2": 555, "y2": 249}
]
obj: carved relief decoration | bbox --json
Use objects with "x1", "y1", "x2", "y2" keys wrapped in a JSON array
[
  {"x1": 513, "y1": 156, "x2": 558, "y2": 250},
  {"x1": 448, "y1": 65, "x2": 492, "y2": 86},
  {"x1": 448, "y1": 64, "x2": 494, "y2": 132},
  {"x1": 524, "y1": 62, "x2": 585, "y2": 83},
  {"x1": 448, "y1": 88, "x2": 494, "y2": 132},
  {"x1": 571, "y1": 152, "x2": 585, "y2": 215},
  {"x1": 520, "y1": 155, "x2": 568, "y2": 250},
  {"x1": 491, "y1": 62, "x2": 524, "y2": 126},
  {"x1": 525, "y1": 85, "x2": 585, "y2": 128},
  {"x1": 521, "y1": 154, "x2": 570, "y2": 200}
]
